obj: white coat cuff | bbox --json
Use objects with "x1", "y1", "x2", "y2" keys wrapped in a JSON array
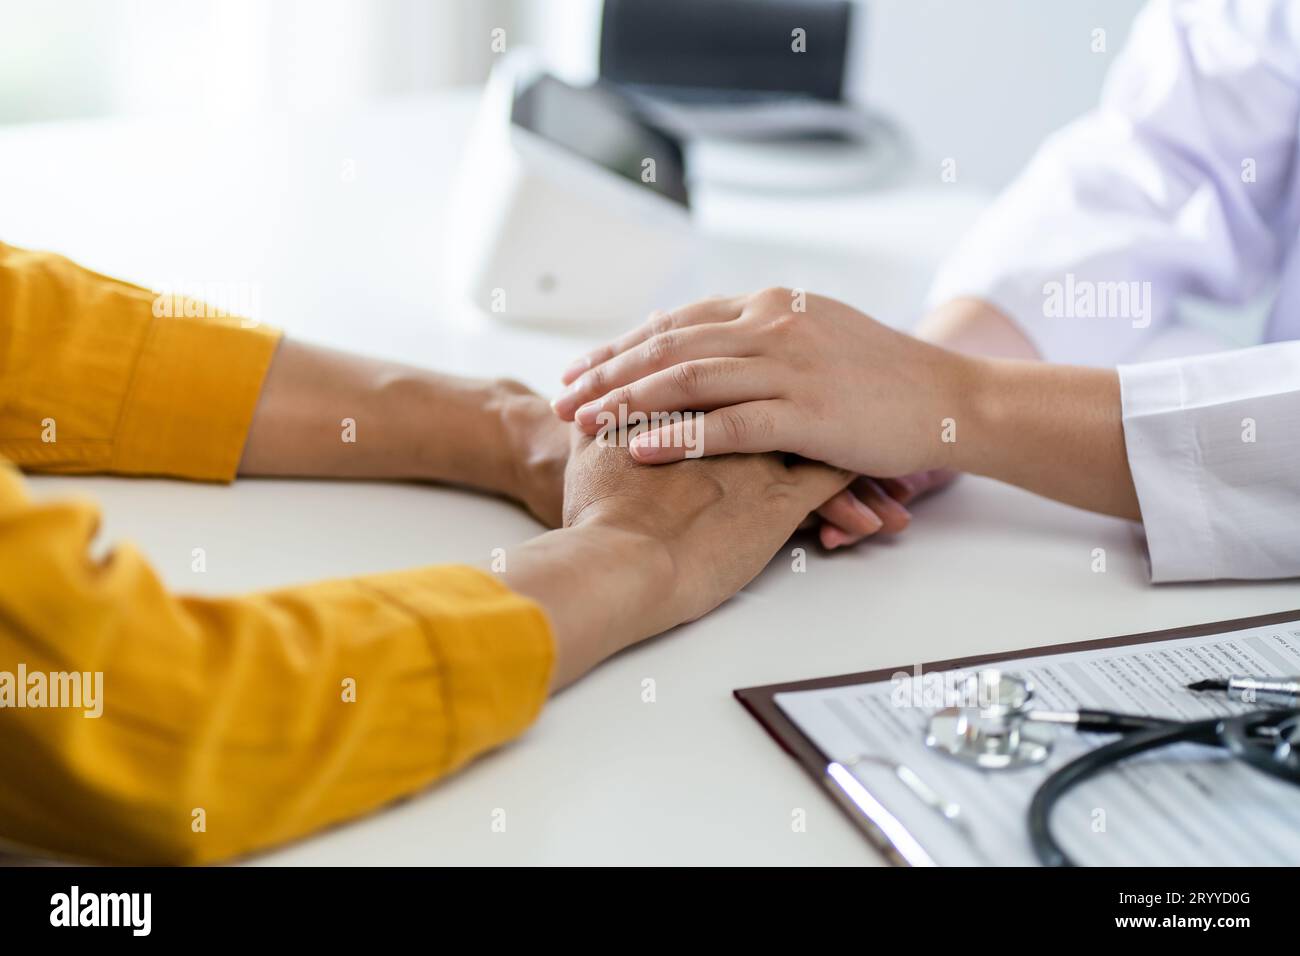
[{"x1": 1117, "y1": 359, "x2": 1217, "y2": 582}]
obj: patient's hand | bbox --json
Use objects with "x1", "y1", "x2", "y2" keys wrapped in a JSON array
[
  {"x1": 504, "y1": 432, "x2": 851, "y2": 688},
  {"x1": 563, "y1": 431, "x2": 852, "y2": 629},
  {"x1": 814, "y1": 469, "x2": 957, "y2": 548}
]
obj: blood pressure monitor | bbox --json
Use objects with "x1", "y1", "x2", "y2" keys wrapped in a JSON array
[{"x1": 447, "y1": 54, "x2": 692, "y2": 326}]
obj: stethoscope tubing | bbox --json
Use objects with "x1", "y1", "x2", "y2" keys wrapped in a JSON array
[
  {"x1": 1028, "y1": 708, "x2": 1300, "y2": 866},
  {"x1": 1072, "y1": 709, "x2": 1178, "y2": 733},
  {"x1": 1028, "y1": 716, "x2": 1224, "y2": 867}
]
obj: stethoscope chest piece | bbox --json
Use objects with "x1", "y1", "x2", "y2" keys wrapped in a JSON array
[{"x1": 923, "y1": 670, "x2": 1055, "y2": 770}]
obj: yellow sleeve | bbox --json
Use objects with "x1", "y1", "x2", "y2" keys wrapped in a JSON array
[
  {"x1": 0, "y1": 241, "x2": 280, "y2": 480},
  {"x1": 0, "y1": 245, "x2": 556, "y2": 862}
]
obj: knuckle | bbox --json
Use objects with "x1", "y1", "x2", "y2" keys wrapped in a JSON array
[
  {"x1": 719, "y1": 410, "x2": 750, "y2": 447},
  {"x1": 583, "y1": 363, "x2": 607, "y2": 393},
  {"x1": 750, "y1": 407, "x2": 777, "y2": 440},
  {"x1": 494, "y1": 377, "x2": 532, "y2": 397},
  {"x1": 752, "y1": 286, "x2": 793, "y2": 310},
  {"x1": 648, "y1": 310, "x2": 676, "y2": 337},
  {"x1": 766, "y1": 311, "x2": 800, "y2": 336},
  {"x1": 643, "y1": 331, "x2": 678, "y2": 365},
  {"x1": 669, "y1": 360, "x2": 705, "y2": 394},
  {"x1": 761, "y1": 483, "x2": 802, "y2": 518},
  {"x1": 719, "y1": 407, "x2": 774, "y2": 448}
]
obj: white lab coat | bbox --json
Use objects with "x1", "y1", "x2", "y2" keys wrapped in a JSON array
[{"x1": 926, "y1": 0, "x2": 1300, "y2": 582}]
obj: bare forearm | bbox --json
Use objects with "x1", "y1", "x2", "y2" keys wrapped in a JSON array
[
  {"x1": 938, "y1": 356, "x2": 1141, "y2": 519},
  {"x1": 240, "y1": 339, "x2": 524, "y2": 495},
  {"x1": 918, "y1": 298, "x2": 1139, "y2": 517}
]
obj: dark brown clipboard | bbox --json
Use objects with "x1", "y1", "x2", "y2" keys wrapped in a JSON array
[{"x1": 734, "y1": 606, "x2": 1300, "y2": 866}]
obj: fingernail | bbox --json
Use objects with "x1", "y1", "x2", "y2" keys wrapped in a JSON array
[
  {"x1": 822, "y1": 526, "x2": 849, "y2": 549},
  {"x1": 561, "y1": 357, "x2": 590, "y2": 384},
  {"x1": 629, "y1": 434, "x2": 669, "y2": 462},
  {"x1": 574, "y1": 400, "x2": 602, "y2": 426},
  {"x1": 551, "y1": 384, "x2": 581, "y2": 417},
  {"x1": 850, "y1": 497, "x2": 885, "y2": 532}
]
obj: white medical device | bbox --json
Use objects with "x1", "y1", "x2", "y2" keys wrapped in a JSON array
[{"x1": 446, "y1": 53, "x2": 692, "y2": 327}]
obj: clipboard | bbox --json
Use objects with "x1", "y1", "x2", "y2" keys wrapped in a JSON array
[{"x1": 734, "y1": 607, "x2": 1300, "y2": 867}]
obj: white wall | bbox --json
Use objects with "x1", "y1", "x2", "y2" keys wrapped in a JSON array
[
  {"x1": 859, "y1": 0, "x2": 1144, "y2": 188},
  {"x1": 0, "y1": 0, "x2": 520, "y2": 122}
]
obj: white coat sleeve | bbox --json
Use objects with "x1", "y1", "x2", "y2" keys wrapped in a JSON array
[
  {"x1": 926, "y1": 0, "x2": 1300, "y2": 365},
  {"x1": 1119, "y1": 340, "x2": 1300, "y2": 581}
]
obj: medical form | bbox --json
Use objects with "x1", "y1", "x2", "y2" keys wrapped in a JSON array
[{"x1": 769, "y1": 618, "x2": 1300, "y2": 866}]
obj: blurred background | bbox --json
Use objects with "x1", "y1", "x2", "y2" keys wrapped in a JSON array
[
  {"x1": 4, "y1": 0, "x2": 1144, "y2": 191},
  {"x1": 0, "y1": 0, "x2": 1166, "y2": 363}
]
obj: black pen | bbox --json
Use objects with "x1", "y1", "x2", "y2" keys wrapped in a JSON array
[{"x1": 1187, "y1": 675, "x2": 1300, "y2": 707}]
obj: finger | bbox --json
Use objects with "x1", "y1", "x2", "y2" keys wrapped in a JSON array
[
  {"x1": 877, "y1": 469, "x2": 958, "y2": 505},
  {"x1": 850, "y1": 477, "x2": 912, "y2": 534},
  {"x1": 560, "y1": 296, "x2": 745, "y2": 385},
  {"x1": 815, "y1": 488, "x2": 885, "y2": 548},
  {"x1": 815, "y1": 479, "x2": 910, "y2": 549},
  {"x1": 554, "y1": 323, "x2": 754, "y2": 420},
  {"x1": 573, "y1": 357, "x2": 783, "y2": 433},
  {"x1": 820, "y1": 523, "x2": 853, "y2": 549},
  {"x1": 627, "y1": 400, "x2": 796, "y2": 463}
]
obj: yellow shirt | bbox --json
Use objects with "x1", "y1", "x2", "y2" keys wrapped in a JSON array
[{"x1": 0, "y1": 243, "x2": 554, "y2": 864}]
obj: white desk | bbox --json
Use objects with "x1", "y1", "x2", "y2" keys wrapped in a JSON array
[{"x1": 2, "y1": 93, "x2": 1295, "y2": 865}]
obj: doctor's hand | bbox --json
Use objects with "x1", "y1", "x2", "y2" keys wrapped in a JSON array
[
  {"x1": 551, "y1": 288, "x2": 970, "y2": 480},
  {"x1": 551, "y1": 289, "x2": 1140, "y2": 523}
]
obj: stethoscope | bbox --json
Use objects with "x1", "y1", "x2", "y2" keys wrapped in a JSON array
[{"x1": 922, "y1": 670, "x2": 1300, "y2": 866}]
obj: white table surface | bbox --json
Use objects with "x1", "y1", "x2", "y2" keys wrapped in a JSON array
[{"x1": 2, "y1": 92, "x2": 1296, "y2": 865}]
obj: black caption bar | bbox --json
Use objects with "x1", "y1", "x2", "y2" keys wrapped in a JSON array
[{"x1": 0, "y1": 865, "x2": 1288, "y2": 943}]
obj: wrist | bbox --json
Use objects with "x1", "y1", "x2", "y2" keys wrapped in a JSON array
[
  {"x1": 493, "y1": 381, "x2": 553, "y2": 485},
  {"x1": 491, "y1": 381, "x2": 569, "y2": 524},
  {"x1": 397, "y1": 374, "x2": 525, "y2": 494},
  {"x1": 925, "y1": 355, "x2": 1139, "y2": 518},
  {"x1": 935, "y1": 353, "x2": 1002, "y2": 476},
  {"x1": 481, "y1": 378, "x2": 539, "y2": 496},
  {"x1": 563, "y1": 512, "x2": 678, "y2": 614},
  {"x1": 503, "y1": 521, "x2": 677, "y2": 690},
  {"x1": 916, "y1": 345, "x2": 990, "y2": 474}
]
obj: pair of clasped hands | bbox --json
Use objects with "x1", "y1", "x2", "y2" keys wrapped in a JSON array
[
  {"x1": 552, "y1": 288, "x2": 961, "y2": 551},
  {"x1": 256, "y1": 287, "x2": 1123, "y2": 687},
  {"x1": 481, "y1": 288, "x2": 987, "y2": 686},
  {"x1": 509, "y1": 281, "x2": 1133, "y2": 686}
]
